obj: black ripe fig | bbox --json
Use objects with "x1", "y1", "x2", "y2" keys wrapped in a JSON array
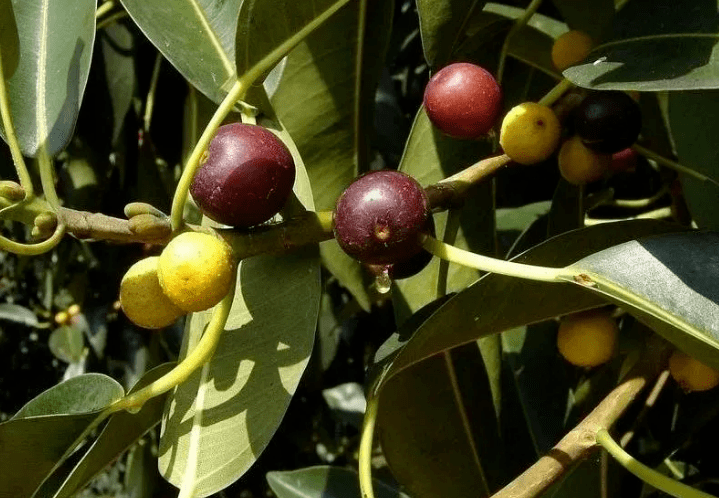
[
  {"x1": 573, "y1": 91, "x2": 641, "y2": 154},
  {"x1": 190, "y1": 123, "x2": 295, "y2": 227},
  {"x1": 423, "y1": 62, "x2": 502, "y2": 139},
  {"x1": 333, "y1": 171, "x2": 430, "y2": 265}
]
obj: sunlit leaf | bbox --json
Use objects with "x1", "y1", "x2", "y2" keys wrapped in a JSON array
[
  {"x1": 119, "y1": 0, "x2": 242, "y2": 103},
  {"x1": 0, "y1": 374, "x2": 123, "y2": 498},
  {"x1": 0, "y1": 0, "x2": 96, "y2": 156},
  {"x1": 266, "y1": 466, "x2": 410, "y2": 498},
  {"x1": 0, "y1": 303, "x2": 39, "y2": 327},
  {"x1": 567, "y1": 231, "x2": 719, "y2": 369},
  {"x1": 52, "y1": 364, "x2": 174, "y2": 498},
  {"x1": 158, "y1": 112, "x2": 321, "y2": 497}
]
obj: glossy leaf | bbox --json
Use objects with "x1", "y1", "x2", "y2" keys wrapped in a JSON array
[
  {"x1": 563, "y1": 36, "x2": 719, "y2": 91},
  {"x1": 0, "y1": 0, "x2": 96, "y2": 157},
  {"x1": 266, "y1": 466, "x2": 410, "y2": 498},
  {"x1": 416, "y1": 0, "x2": 486, "y2": 69},
  {"x1": 270, "y1": 0, "x2": 393, "y2": 309},
  {"x1": 158, "y1": 112, "x2": 321, "y2": 497},
  {"x1": 0, "y1": 374, "x2": 123, "y2": 498},
  {"x1": 379, "y1": 220, "x2": 683, "y2": 387},
  {"x1": 119, "y1": 0, "x2": 242, "y2": 104},
  {"x1": 394, "y1": 109, "x2": 494, "y2": 324},
  {"x1": 377, "y1": 343, "x2": 505, "y2": 498},
  {"x1": 667, "y1": 91, "x2": 719, "y2": 230},
  {"x1": 567, "y1": 231, "x2": 719, "y2": 369},
  {"x1": 52, "y1": 364, "x2": 174, "y2": 498}
]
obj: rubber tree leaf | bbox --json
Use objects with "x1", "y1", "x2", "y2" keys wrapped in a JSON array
[
  {"x1": 416, "y1": 0, "x2": 486, "y2": 69},
  {"x1": 0, "y1": 0, "x2": 20, "y2": 77},
  {"x1": 377, "y1": 344, "x2": 506, "y2": 498},
  {"x1": 373, "y1": 222, "x2": 684, "y2": 498},
  {"x1": 266, "y1": 466, "x2": 410, "y2": 498},
  {"x1": 566, "y1": 231, "x2": 719, "y2": 369},
  {"x1": 550, "y1": 0, "x2": 614, "y2": 42},
  {"x1": 667, "y1": 91, "x2": 719, "y2": 230},
  {"x1": 0, "y1": 0, "x2": 96, "y2": 157},
  {"x1": 269, "y1": 0, "x2": 394, "y2": 311},
  {"x1": 0, "y1": 374, "x2": 123, "y2": 498},
  {"x1": 158, "y1": 111, "x2": 321, "y2": 497},
  {"x1": 119, "y1": 0, "x2": 242, "y2": 104},
  {"x1": 563, "y1": 0, "x2": 719, "y2": 91},
  {"x1": 45, "y1": 364, "x2": 174, "y2": 498}
]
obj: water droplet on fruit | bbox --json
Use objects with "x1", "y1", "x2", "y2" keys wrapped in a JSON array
[{"x1": 374, "y1": 267, "x2": 392, "y2": 294}]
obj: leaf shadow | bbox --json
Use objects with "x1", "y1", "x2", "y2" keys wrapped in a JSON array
[{"x1": 159, "y1": 247, "x2": 319, "y2": 485}]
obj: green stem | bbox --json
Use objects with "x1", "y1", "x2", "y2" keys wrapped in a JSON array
[
  {"x1": 106, "y1": 274, "x2": 236, "y2": 413},
  {"x1": 497, "y1": 0, "x2": 544, "y2": 84},
  {"x1": 538, "y1": 78, "x2": 575, "y2": 107},
  {"x1": 170, "y1": 0, "x2": 351, "y2": 231},
  {"x1": 0, "y1": 49, "x2": 34, "y2": 197},
  {"x1": 95, "y1": 0, "x2": 115, "y2": 19},
  {"x1": 37, "y1": 147, "x2": 61, "y2": 210},
  {"x1": 422, "y1": 235, "x2": 571, "y2": 282},
  {"x1": 436, "y1": 209, "x2": 460, "y2": 298},
  {"x1": 0, "y1": 222, "x2": 65, "y2": 255},
  {"x1": 596, "y1": 429, "x2": 717, "y2": 498},
  {"x1": 96, "y1": 11, "x2": 127, "y2": 31},
  {"x1": 359, "y1": 394, "x2": 379, "y2": 498},
  {"x1": 632, "y1": 144, "x2": 719, "y2": 187},
  {"x1": 143, "y1": 53, "x2": 163, "y2": 132}
]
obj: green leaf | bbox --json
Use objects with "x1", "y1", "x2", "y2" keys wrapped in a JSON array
[
  {"x1": 118, "y1": 0, "x2": 241, "y2": 104},
  {"x1": 270, "y1": 0, "x2": 393, "y2": 308},
  {"x1": 0, "y1": 303, "x2": 39, "y2": 327},
  {"x1": 0, "y1": 0, "x2": 96, "y2": 157},
  {"x1": 394, "y1": 109, "x2": 495, "y2": 324},
  {"x1": 51, "y1": 364, "x2": 174, "y2": 498},
  {"x1": 377, "y1": 343, "x2": 506, "y2": 498},
  {"x1": 13, "y1": 374, "x2": 123, "y2": 419},
  {"x1": 266, "y1": 466, "x2": 410, "y2": 498},
  {"x1": 100, "y1": 23, "x2": 135, "y2": 145},
  {"x1": 667, "y1": 91, "x2": 719, "y2": 230},
  {"x1": 0, "y1": 374, "x2": 123, "y2": 498},
  {"x1": 550, "y1": 0, "x2": 614, "y2": 42},
  {"x1": 0, "y1": 0, "x2": 20, "y2": 77},
  {"x1": 48, "y1": 325, "x2": 85, "y2": 364},
  {"x1": 158, "y1": 112, "x2": 321, "y2": 497},
  {"x1": 379, "y1": 220, "x2": 683, "y2": 388},
  {"x1": 563, "y1": 35, "x2": 719, "y2": 91},
  {"x1": 567, "y1": 231, "x2": 719, "y2": 369},
  {"x1": 416, "y1": 0, "x2": 486, "y2": 68}
]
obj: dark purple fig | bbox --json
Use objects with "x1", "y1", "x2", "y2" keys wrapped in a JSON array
[
  {"x1": 364, "y1": 215, "x2": 435, "y2": 280},
  {"x1": 573, "y1": 91, "x2": 641, "y2": 154},
  {"x1": 333, "y1": 170, "x2": 430, "y2": 265},
  {"x1": 190, "y1": 123, "x2": 295, "y2": 227},
  {"x1": 423, "y1": 62, "x2": 502, "y2": 139}
]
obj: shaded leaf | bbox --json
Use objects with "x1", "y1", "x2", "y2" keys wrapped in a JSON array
[
  {"x1": 0, "y1": 0, "x2": 20, "y2": 77},
  {"x1": 270, "y1": 0, "x2": 393, "y2": 309},
  {"x1": 119, "y1": 0, "x2": 241, "y2": 104},
  {"x1": 0, "y1": 0, "x2": 97, "y2": 157},
  {"x1": 550, "y1": 0, "x2": 614, "y2": 42},
  {"x1": 667, "y1": 90, "x2": 719, "y2": 230},
  {"x1": 52, "y1": 364, "x2": 174, "y2": 498},
  {"x1": 48, "y1": 325, "x2": 85, "y2": 364},
  {"x1": 0, "y1": 303, "x2": 39, "y2": 327},
  {"x1": 0, "y1": 375, "x2": 123, "y2": 498},
  {"x1": 158, "y1": 112, "x2": 321, "y2": 497},
  {"x1": 416, "y1": 0, "x2": 486, "y2": 69},
  {"x1": 100, "y1": 23, "x2": 135, "y2": 145},
  {"x1": 564, "y1": 35, "x2": 719, "y2": 91},
  {"x1": 567, "y1": 231, "x2": 719, "y2": 369},
  {"x1": 377, "y1": 343, "x2": 505, "y2": 498},
  {"x1": 266, "y1": 466, "x2": 410, "y2": 498}
]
